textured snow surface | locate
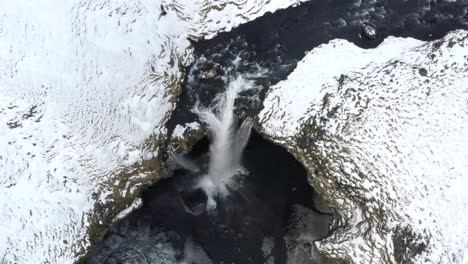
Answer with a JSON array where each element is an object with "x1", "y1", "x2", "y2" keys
[
  {"x1": 258, "y1": 30, "x2": 468, "y2": 263},
  {"x1": 164, "y1": 0, "x2": 307, "y2": 39},
  {"x1": 0, "y1": 0, "x2": 304, "y2": 262}
]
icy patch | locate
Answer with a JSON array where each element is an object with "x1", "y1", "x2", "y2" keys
[
  {"x1": 173, "y1": 122, "x2": 201, "y2": 140},
  {"x1": 114, "y1": 198, "x2": 143, "y2": 222},
  {"x1": 262, "y1": 237, "x2": 275, "y2": 258},
  {"x1": 285, "y1": 204, "x2": 334, "y2": 264},
  {"x1": 262, "y1": 237, "x2": 275, "y2": 264},
  {"x1": 181, "y1": 238, "x2": 213, "y2": 264}
]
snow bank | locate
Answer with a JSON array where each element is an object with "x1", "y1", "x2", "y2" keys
[
  {"x1": 258, "y1": 30, "x2": 468, "y2": 263},
  {"x1": 163, "y1": 0, "x2": 307, "y2": 39}
]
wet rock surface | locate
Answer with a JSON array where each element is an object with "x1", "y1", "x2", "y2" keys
[{"x1": 85, "y1": 130, "x2": 335, "y2": 264}]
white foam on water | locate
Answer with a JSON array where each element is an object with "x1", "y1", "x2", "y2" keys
[
  {"x1": 170, "y1": 152, "x2": 201, "y2": 173},
  {"x1": 180, "y1": 238, "x2": 213, "y2": 264}
]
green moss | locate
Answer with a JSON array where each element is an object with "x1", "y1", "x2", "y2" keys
[
  {"x1": 448, "y1": 40, "x2": 456, "y2": 48},
  {"x1": 418, "y1": 68, "x2": 428, "y2": 77},
  {"x1": 76, "y1": 151, "x2": 164, "y2": 263}
]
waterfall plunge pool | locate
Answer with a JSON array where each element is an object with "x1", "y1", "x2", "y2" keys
[{"x1": 85, "y1": 128, "x2": 336, "y2": 264}]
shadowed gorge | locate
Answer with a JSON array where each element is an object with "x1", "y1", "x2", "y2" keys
[{"x1": 85, "y1": 128, "x2": 335, "y2": 264}]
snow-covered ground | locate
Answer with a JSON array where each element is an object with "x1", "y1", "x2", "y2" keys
[
  {"x1": 0, "y1": 0, "x2": 304, "y2": 262},
  {"x1": 2, "y1": 0, "x2": 467, "y2": 263},
  {"x1": 163, "y1": 0, "x2": 307, "y2": 39},
  {"x1": 258, "y1": 30, "x2": 468, "y2": 263}
]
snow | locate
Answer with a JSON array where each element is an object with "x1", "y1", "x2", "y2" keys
[
  {"x1": 0, "y1": 0, "x2": 305, "y2": 262},
  {"x1": 114, "y1": 198, "x2": 142, "y2": 221},
  {"x1": 173, "y1": 121, "x2": 201, "y2": 139},
  {"x1": 0, "y1": 1, "x2": 185, "y2": 261},
  {"x1": 4, "y1": 0, "x2": 466, "y2": 262},
  {"x1": 258, "y1": 36, "x2": 424, "y2": 139},
  {"x1": 258, "y1": 30, "x2": 468, "y2": 263},
  {"x1": 164, "y1": 0, "x2": 308, "y2": 39}
]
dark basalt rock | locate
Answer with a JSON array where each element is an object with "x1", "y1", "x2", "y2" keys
[
  {"x1": 393, "y1": 226, "x2": 428, "y2": 264},
  {"x1": 362, "y1": 23, "x2": 377, "y2": 39}
]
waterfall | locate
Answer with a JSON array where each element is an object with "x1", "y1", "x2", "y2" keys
[{"x1": 194, "y1": 76, "x2": 254, "y2": 210}]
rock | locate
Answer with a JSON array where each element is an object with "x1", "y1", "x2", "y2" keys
[
  {"x1": 202, "y1": 64, "x2": 221, "y2": 79},
  {"x1": 285, "y1": 205, "x2": 339, "y2": 264},
  {"x1": 362, "y1": 23, "x2": 377, "y2": 39}
]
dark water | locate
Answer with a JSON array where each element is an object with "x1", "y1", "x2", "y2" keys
[
  {"x1": 167, "y1": 0, "x2": 467, "y2": 133},
  {"x1": 85, "y1": 130, "x2": 333, "y2": 264}
]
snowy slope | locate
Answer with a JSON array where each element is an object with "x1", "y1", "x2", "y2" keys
[
  {"x1": 0, "y1": 0, "x2": 304, "y2": 263},
  {"x1": 163, "y1": 0, "x2": 307, "y2": 39},
  {"x1": 258, "y1": 30, "x2": 468, "y2": 263}
]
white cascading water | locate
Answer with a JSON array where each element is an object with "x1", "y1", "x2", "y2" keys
[{"x1": 194, "y1": 76, "x2": 255, "y2": 210}]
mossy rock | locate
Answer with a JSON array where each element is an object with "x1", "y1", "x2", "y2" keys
[{"x1": 418, "y1": 68, "x2": 428, "y2": 77}]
